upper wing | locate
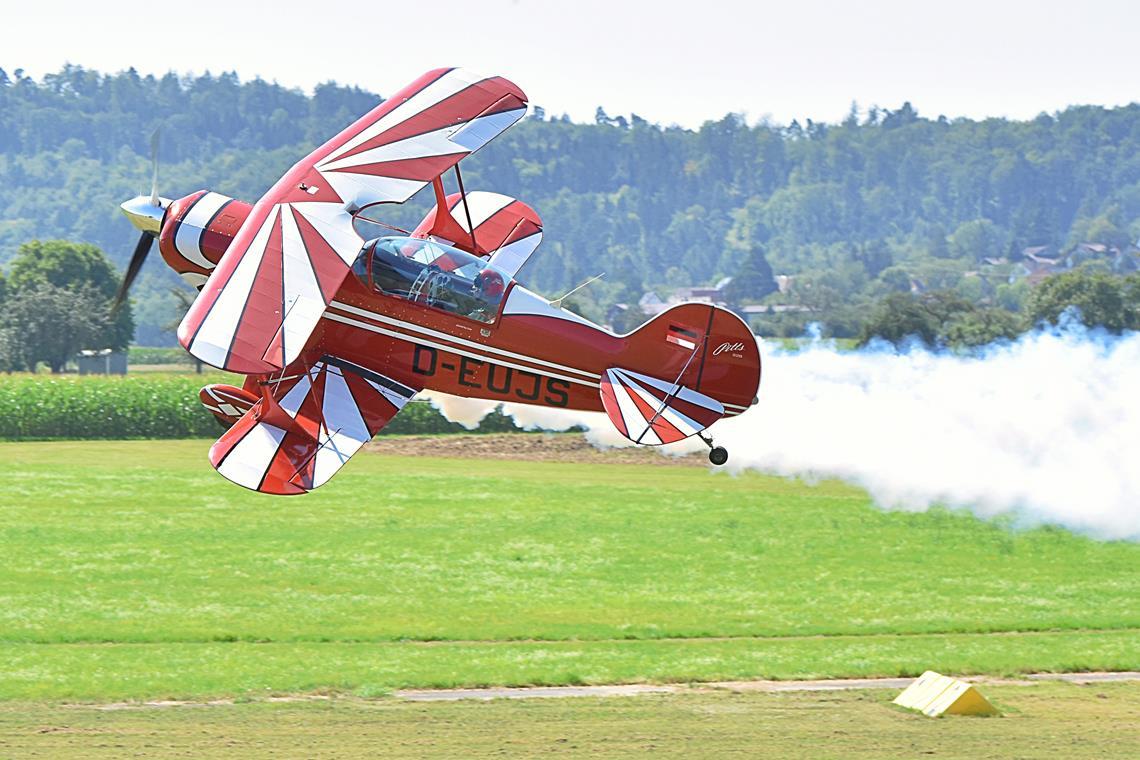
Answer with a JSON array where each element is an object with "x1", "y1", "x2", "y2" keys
[
  {"x1": 210, "y1": 356, "x2": 419, "y2": 495},
  {"x1": 178, "y1": 68, "x2": 528, "y2": 373}
]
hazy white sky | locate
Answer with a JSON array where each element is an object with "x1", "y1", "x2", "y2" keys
[{"x1": 3, "y1": 0, "x2": 1138, "y2": 127}]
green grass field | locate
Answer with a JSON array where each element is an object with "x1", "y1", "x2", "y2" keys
[{"x1": 1, "y1": 440, "x2": 1136, "y2": 703}]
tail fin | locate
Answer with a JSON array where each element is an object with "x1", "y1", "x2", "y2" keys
[{"x1": 600, "y1": 303, "x2": 760, "y2": 444}]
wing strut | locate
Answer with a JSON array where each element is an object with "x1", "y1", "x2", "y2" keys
[{"x1": 453, "y1": 163, "x2": 478, "y2": 253}]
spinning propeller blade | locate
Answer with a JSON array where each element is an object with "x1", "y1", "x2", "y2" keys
[
  {"x1": 112, "y1": 231, "x2": 155, "y2": 315},
  {"x1": 114, "y1": 128, "x2": 166, "y2": 314},
  {"x1": 148, "y1": 127, "x2": 161, "y2": 207}
]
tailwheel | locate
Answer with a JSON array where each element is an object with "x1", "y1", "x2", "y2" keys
[{"x1": 698, "y1": 432, "x2": 729, "y2": 466}]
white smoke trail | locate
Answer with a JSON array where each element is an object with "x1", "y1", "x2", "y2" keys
[{"x1": 424, "y1": 324, "x2": 1140, "y2": 540}]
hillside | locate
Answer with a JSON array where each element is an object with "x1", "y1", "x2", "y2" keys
[{"x1": 2, "y1": 65, "x2": 1140, "y2": 342}]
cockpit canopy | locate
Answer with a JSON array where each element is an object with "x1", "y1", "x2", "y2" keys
[{"x1": 352, "y1": 236, "x2": 512, "y2": 324}]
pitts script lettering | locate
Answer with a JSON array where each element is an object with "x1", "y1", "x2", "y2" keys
[{"x1": 713, "y1": 342, "x2": 746, "y2": 356}]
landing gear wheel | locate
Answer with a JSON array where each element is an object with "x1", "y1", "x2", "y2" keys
[{"x1": 708, "y1": 446, "x2": 729, "y2": 466}]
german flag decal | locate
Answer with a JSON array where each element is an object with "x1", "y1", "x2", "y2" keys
[{"x1": 666, "y1": 324, "x2": 700, "y2": 350}]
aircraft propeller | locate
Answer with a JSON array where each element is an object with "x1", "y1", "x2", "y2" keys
[{"x1": 114, "y1": 128, "x2": 169, "y2": 314}]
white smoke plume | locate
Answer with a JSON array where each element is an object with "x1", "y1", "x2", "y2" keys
[{"x1": 424, "y1": 323, "x2": 1140, "y2": 541}]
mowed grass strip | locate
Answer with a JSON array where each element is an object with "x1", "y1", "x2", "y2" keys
[
  {"x1": 1, "y1": 440, "x2": 1137, "y2": 698},
  {"x1": 1, "y1": 683, "x2": 1138, "y2": 759},
  {"x1": 1, "y1": 631, "x2": 1136, "y2": 701},
  {"x1": 3, "y1": 441, "x2": 1137, "y2": 643}
]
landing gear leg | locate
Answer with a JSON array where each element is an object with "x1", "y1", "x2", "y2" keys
[{"x1": 698, "y1": 432, "x2": 729, "y2": 466}]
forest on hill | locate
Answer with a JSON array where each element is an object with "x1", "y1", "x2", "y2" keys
[{"x1": 2, "y1": 64, "x2": 1140, "y2": 344}]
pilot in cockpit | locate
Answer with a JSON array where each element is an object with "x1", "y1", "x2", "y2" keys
[{"x1": 359, "y1": 236, "x2": 508, "y2": 324}]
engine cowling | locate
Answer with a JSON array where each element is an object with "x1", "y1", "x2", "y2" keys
[{"x1": 157, "y1": 190, "x2": 252, "y2": 287}]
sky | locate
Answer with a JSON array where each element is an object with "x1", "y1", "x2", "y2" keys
[{"x1": 2, "y1": 0, "x2": 1139, "y2": 128}]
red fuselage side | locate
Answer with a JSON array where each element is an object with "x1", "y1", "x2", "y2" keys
[{"x1": 317, "y1": 276, "x2": 758, "y2": 416}]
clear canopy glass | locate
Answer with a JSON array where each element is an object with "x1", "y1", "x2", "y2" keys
[
  {"x1": 351, "y1": 203, "x2": 407, "y2": 240},
  {"x1": 353, "y1": 236, "x2": 510, "y2": 323}
]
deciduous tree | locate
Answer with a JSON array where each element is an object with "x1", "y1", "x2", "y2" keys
[
  {"x1": 724, "y1": 245, "x2": 776, "y2": 303},
  {"x1": 6, "y1": 240, "x2": 132, "y2": 350},
  {"x1": 0, "y1": 283, "x2": 108, "y2": 372},
  {"x1": 1027, "y1": 269, "x2": 1134, "y2": 331}
]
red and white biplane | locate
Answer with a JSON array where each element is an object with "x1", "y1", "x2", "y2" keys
[{"x1": 117, "y1": 68, "x2": 761, "y2": 495}]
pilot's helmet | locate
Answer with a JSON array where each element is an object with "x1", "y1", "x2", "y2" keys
[{"x1": 477, "y1": 268, "x2": 505, "y2": 298}]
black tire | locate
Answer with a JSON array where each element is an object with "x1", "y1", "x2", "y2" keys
[{"x1": 708, "y1": 446, "x2": 728, "y2": 466}]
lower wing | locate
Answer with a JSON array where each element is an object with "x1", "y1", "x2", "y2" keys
[{"x1": 210, "y1": 356, "x2": 419, "y2": 494}]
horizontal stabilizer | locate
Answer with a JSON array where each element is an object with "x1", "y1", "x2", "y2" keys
[
  {"x1": 199, "y1": 383, "x2": 258, "y2": 427},
  {"x1": 599, "y1": 366, "x2": 724, "y2": 445}
]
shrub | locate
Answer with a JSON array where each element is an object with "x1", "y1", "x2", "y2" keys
[{"x1": 127, "y1": 346, "x2": 193, "y2": 365}]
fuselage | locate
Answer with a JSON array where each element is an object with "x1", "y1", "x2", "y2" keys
[
  {"x1": 321, "y1": 277, "x2": 756, "y2": 416},
  {"x1": 156, "y1": 189, "x2": 760, "y2": 417}
]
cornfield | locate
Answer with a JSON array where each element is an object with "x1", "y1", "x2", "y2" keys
[{"x1": 0, "y1": 373, "x2": 520, "y2": 439}]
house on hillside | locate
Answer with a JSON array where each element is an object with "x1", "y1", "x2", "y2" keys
[
  {"x1": 740, "y1": 303, "x2": 811, "y2": 317},
  {"x1": 1011, "y1": 244, "x2": 1066, "y2": 285},
  {"x1": 636, "y1": 277, "x2": 737, "y2": 317},
  {"x1": 672, "y1": 276, "x2": 733, "y2": 304},
  {"x1": 638, "y1": 290, "x2": 667, "y2": 316},
  {"x1": 1065, "y1": 242, "x2": 1114, "y2": 268},
  {"x1": 1009, "y1": 241, "x2": 1140, "y2": 285},
  {"x1": 1066, "y1": 243, "x2": 1140, "y2": 274},
  {"x1": 623, "y1": 273, "x2": 825, "y2": 328},
  {"x1": 1022, "y1": 245, "x2": 1059, "y2": 265}
]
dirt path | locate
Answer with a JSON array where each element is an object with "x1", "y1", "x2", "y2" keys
[
  {"x1": 79, "y1": 672, "x2": 1140, "y2": 709},
  {"x1": 394, "y1": 671, "x2": 1140, "y2": 701},
  {"x1": 366, "y1": 432, "x2": 708, "y2": 466}
]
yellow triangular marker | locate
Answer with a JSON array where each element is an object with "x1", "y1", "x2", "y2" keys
[{"x1": 893, "y1": 671, "x2": 998, "y2": 716}]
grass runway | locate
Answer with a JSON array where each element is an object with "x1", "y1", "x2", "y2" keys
[{"x1": 1, "y1": 439, "x2": 1136, "y2": 702}]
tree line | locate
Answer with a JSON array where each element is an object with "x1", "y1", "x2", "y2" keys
[
  {"x1": 856, "y1": 268, "x2": 1140, "y2": 350},
  {"x1": 2, "y1": 65, "x2": 1140, "y2": 344}
]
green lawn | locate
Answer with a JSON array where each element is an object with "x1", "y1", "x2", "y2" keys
[
  {"x1": 2, "y1": 683, "x2": 1137, "y2": 759},
  {"x1": 1, "y1": 440, "x2": 1137, "y2": 700}
]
